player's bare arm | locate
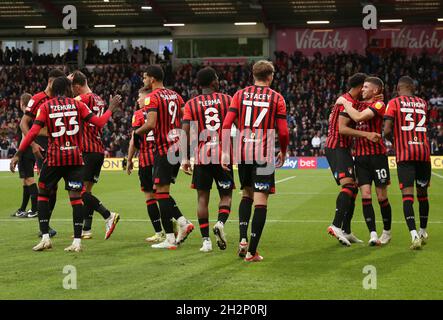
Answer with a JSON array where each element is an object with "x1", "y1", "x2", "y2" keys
[
  {"x1": 11, "y1": 123, "x2": 43, "y2": 172},
  {"x1": 135, "y1": 111, "x2": 157, "y2": 136},
  {"x1": 127, "y1": 134, "x2": 136, "y2": 175},
  {"x1": 181, "y1": 121, "x2": 192, "y2": 175},
  {"x1": 338, "y1": 115, "x2": 381, "y2": 143},
  {"x1": 341, "y1": 100, "x2": 375, "y2": 122},
  {"x1": 383, "y1": 118, "x2": 394, "y2": 142},
  {"x1": 108, "y1": 95, "x2": 122, "y2": 113},
  {"x1": 19, "y1": 114, "x2": 44, "y2": 159}
]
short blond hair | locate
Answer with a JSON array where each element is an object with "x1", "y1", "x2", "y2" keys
[{"x1": 253, "y1": 60, "x2": 275, "y2": 81}]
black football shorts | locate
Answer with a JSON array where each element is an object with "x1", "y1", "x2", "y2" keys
[
  {"x1": 38, "y1": 162, "x2": 84, "y2": 192},
  {"x1": 139, "y1": 165, "x2": 154, "y2": 193},
  {"x1": 83, "y1": 152, "x2": 105, "y2": 184},
  {"x1": 325, "y1": 147, "x2": 355, "y2": 185},
  {"x1": 191, "y1": 164, "x2": 235, "y2": 192},
  {"x1": 238, "y1": 163, "x2": 275, "y2": 194},
  {"x1": 397, "y1": 161, "x2": 431, "y2": 190},
  {"x1": 355, "y1": 154, "x2": 391, "y2": 187},
  {"x1": 18, "y1": 152, "x2": 35, "y2": 179},
  {"x1": 153, "y1": 153, "x2": 180, "y2": 185}
]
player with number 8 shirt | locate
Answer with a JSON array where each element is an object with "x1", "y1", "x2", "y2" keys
[
  {"x1": 384, "y1": 76, "x2": 431, "y2": 250},
  {"x1": 181, "y1": 67, "x2": 235, "y2": 253}
]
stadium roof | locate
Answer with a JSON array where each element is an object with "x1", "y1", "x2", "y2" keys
[{"x1": 0, "y1": 0, "x2": 441, "y2": 33}]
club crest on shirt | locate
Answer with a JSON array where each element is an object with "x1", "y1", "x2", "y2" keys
[
  {"x1": 36, "y1": 109, "x2": 41, "y2": 117},
  {"x1": 144, "y1": 97, "x2": 150, "y2": 106},
  {"x1": 375, "y1": 101, "x2": 383, "y2": 110}
]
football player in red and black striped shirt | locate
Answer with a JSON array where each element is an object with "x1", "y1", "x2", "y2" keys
[
  {"x1": 325, "y1": 73, "x2": 380, "y2": 246},
  {"x1": 127, "y1": 86, "x2": 164, "y2": 243},
  {"x1": 181, "y1": 67, "x2": 234, "y2": 253},
  {"x1": 221, "y1": 60, "x2": 289, "y2": 262},
  {"x1": 339, "y1": 77, "x2": 393, "y2": 246},
  {"x1": 135, "y1": 65, "x2": 194, "y2": 250},
  {"x1": 10, "y1": 77, "x2": 122, "y2": 252},
  {"x1": 19, "y1": 69, "x2": 64, "y2": 234},
  {"x1": 70, "y1": 71, "x2": 119, "y2": 240},
  {"x1": 384, "y1": 76, "x2": 431, "y2": 250}
]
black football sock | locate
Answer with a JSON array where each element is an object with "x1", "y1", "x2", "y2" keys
[
  {"x1": 156, "y1": 193, "x2": 174, "y2": 234},
  {"x1": 218, "y1": 205, "x2": 230, "y2": 224},
  {"x1": 362, "y1": 198, "x2": 376, "y2": 232},
  {"x1": 239, "y1": 196, "x2": 253, "y2": 241},
  {"x1": 82, "y1": 206, "x2": 94, "y2": 231},
  {"x1": 342, "y1": 189, "x2": 357, "y2": 234},
  {"x1": 402, "y1": 194, "x2": 416, "y2": 232},
  {"x1": 82, "y1": 192, "x2": 111, "y2": 220},
  {"x1": 146, "y1": 199, "x2": 162, "y2": 233},
  {"x1": 70, "y1": 197, "x2": 84, "y2": 239},
  {"x1": 198, "y1": 218, "x2": 210, "y2": 238},
  {"x1": 37, "y1": 194, "x2": 50, "y2": 235},
  {"x1": 418, "y1": 195, "x2": 429, "y2": 229},
  {"x1": 332, "y1": 184, "x2": 356, "y2": 229},
  {"x1": 169, "y1": 196, "x2": 183, "y2": 220},
  {"x1": 28, "y1": 183, "x2": 38, "y2": 213},
  {"x1": 49, "y1": 188, "x2": 57, "y2": 212},
  {"x1": 248, "y1": 205, "x2": 267, "y2": 255},
  {"x1": 20, "y1": 186, "x2": 30, "y2": 211},
  {"x1": 379, "y1": 199, "x2": 392, "y2": 231}
]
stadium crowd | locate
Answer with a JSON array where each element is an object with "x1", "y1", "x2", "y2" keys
[
  {"x1": 1, "y1": 49, "x2": 442, "y2": 159},
  {"x1": 0, "y1": 45, "x2": 170, "y2": 66}
]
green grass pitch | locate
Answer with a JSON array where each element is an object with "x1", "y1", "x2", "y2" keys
[{"x1": 1, "y1": 169, "x2": 442, "y2": 300}]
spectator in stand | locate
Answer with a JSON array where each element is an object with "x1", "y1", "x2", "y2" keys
[
  {"x1": 311, "y1": 132, "x2": 321, "y2": 156},
  {"x1": 0, "y1": 136, "x2": 9, "y2": 158}
]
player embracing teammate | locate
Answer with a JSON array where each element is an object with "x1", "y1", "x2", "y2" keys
[
  {"x1": 10, "y1": 77, "x2": 122, "y2": 252},
  {"x1": 325, "y1": 73, "x2": 381, "y2": 246},
  {"x1": 339, "y1": 77, "x2": 393, "y2": 246}
]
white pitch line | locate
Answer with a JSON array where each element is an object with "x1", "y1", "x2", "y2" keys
[
  {"x1": 432, "y1": 171, "x2": 443, "y2": 179},
  {"x1": 2, "y1": 218, "x2": 443, "y2": 224},
  {"x1": 275, "y1": 176, "x2": 296, "y2": 184}
]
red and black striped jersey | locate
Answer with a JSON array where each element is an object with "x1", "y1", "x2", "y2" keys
[
  {"x1": 76, "y1": 93, "x2": 106, "y2": 154},
  {"x1": 132, "y1": 109, "x2": 155, "y2": 167},
  {"x1": 34, "y1": 97, "x2": 94, "y2": 166},
  {"x1": 229, "y1": 85, "x2": 286, "y2": 163},
  {"x1": 25, "y1": 91, "x2": 51, "y2": 118},
  {"x1": 145, "y1": 88, "x2": 184, "y2": 156},
  {"x1": 182, "y1": 92, "x2": 232, "y2": 164},
  {"x1": 354, "y1": 100, "x2": 387, "y2": 157},
  {"x1": 385, "y1": 95, "x2": 430, "y2": 162},
  {"x1": 326, "y1": 93, "x2": 356, "y2": 149}
]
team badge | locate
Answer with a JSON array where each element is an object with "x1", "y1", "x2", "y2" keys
[
  {"x1": 375, "y1": 101, "x2": 383, "y2": 110},
  {"x1": 36, "y1": 109, "x2": 41, "y2": 118},
  {"x1": 144, "y1": 97, "x2": 150, "y2": 106},
  {"x1": 132, "y1": 115, "x2": 136, "y2": 124}
]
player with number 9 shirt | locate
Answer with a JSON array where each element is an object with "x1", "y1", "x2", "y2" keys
[
  {"x1": 135, "y1": 65, "x2": 194, "y2": 250},
  {"x1": 384, "y1": 76, "x2": 431, "y2": 250}
]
